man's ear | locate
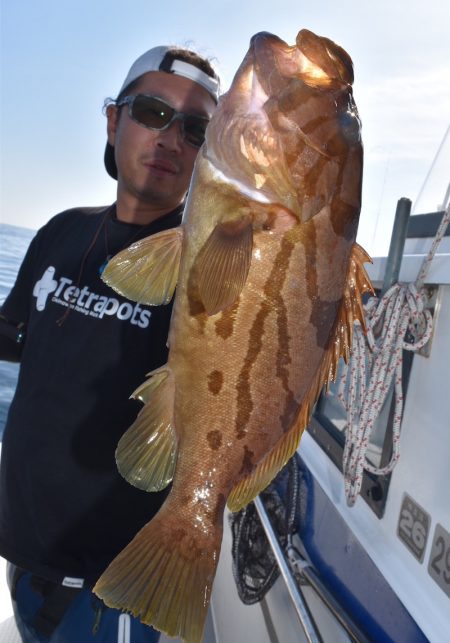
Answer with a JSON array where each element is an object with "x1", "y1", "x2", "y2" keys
[{"x1": 106, "y1": 104, "x2": 119, "y2": 146}]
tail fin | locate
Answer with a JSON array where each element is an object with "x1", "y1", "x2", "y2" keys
[{"x1": 93, "y1": 503, "x2": 222, "y2": 643}]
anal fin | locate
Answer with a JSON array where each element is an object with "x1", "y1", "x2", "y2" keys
[{"x1": 227, "y1": 415, "x2": 307, "y2": 512}]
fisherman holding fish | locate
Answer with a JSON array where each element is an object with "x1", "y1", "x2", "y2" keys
[{"x1": 0, "y1": 45, "x2": 220, "y2": 641}]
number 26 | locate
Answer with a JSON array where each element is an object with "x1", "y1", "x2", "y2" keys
[{"x1": 400, "y1": 509, "x2": 427, "y2": 550}]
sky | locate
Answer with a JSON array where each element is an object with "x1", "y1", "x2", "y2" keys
[{"x1": 1, "y1": 0, "x2": 449, "y2": 256}]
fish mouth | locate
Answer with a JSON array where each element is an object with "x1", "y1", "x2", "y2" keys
[{"x1": 250, "y1": 29, "x2": 354, "y2": 89}]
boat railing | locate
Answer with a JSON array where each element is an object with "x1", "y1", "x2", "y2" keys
[{"x1": 254, "y1": 495, "x2": 372, "y2": 643}]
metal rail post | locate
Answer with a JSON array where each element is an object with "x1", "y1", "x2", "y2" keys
[
  {"x1": 381, "y1": 197, "x2": 412, "y2": 295},
  {"x1": 254, "y1": 496, "x2": 323, "y2": 643}
]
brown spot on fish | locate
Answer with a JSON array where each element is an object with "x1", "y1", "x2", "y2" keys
[
  {"x1": 280, "y1": 393, "x2": 299, "y2": 432},
  {"x1": 206, "y1": 430, "x2": 223, "y2": 451},
  {"x1": 298, "y1": 221, "x2": 343, "y2": 348},
  {"x1": 239, "y1": 445, "x2": 255, "y2": 476},
  {"x1": 186, "y1": 261, "x2": 207, "y2": 331},
  {"x1": 267, "y1": 236, "x2": 301, "y2": 431},
  {"x1": 302, "y1": 114, "x2": 329, "y2": 137},
  {"x1": 207, "y1": 370, "x2": 224, "y2": 395},
  {"x1": 189, "y1": 297, "x2": 206, "y2": 318},
  {"x1": 215, "y1": 301, "x2": 239, "y2": 339},
  {"x1": 273, "y1": 286, "x2": 290, "y2": 378},
  {"x1": 298, "y1": 221, "x2": 318, "y2": 305},
  {"x1": 235, "y1": 302, "x2": 269, "y2": 438},
  {"x1": 330, "y1": 194, "x2": 360, "y2": 240},
  {"x1": 236, "y1": 233, "x2": 298, "y2": 440},
  {"x1": 273, "y1": 287, "x2": 300, "y2": 431},
  {"x1": 309, "y1": 297, "x2": 340, "y2": 348}
]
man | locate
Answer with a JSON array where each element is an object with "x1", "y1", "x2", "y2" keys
[{"x1": 0, "y1": 45, "x2": 219, "y2": 641}]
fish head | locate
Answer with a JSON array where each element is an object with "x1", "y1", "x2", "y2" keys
[{"x1": 205, "y1": 28, "x2": 363, "y2": 240}]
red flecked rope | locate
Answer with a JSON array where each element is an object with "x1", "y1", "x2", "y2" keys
[{"x1": 340, "y1": 204, "x2": 450, "y2": 506}]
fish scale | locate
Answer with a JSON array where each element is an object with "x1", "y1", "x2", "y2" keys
[{"x1": 95, "y1": 27, "x2": 373, "y2": 643}]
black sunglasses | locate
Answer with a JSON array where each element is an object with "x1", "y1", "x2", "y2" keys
[{"x1": 117, "y1": 94, "x2": 209, "y2": 149}]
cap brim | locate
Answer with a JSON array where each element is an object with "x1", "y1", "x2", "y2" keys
[{"x1": 104, "y1": 142, "x2": 117, "y2": 180}]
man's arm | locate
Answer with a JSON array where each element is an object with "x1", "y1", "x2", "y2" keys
[
  {"x1": 0, "y1": 228, "x2": 40, "y2": 362},
  {"x1": 0, "y1": 313, "x2": 25, "y2": 362}
]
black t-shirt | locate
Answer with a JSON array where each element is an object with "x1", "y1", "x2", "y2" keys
[{"x1": 0, "y1": 204, "x2": 182, "y2": 585}]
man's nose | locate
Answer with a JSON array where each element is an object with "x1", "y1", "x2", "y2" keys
[{"x1": 156, "y1": 120, "x2": 184, "y2": 152}]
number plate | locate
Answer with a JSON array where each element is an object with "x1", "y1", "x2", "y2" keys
[
  {"x1": 397, "y1": 494, "x2": 430, "y2": 562},
  {"x1": 428, "y1": 524, "x2": 450, "y2": 598}
]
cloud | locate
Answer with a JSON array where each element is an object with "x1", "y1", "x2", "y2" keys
[{"x1": 359, "y1": 65, "x2": 450, "y2": 162}]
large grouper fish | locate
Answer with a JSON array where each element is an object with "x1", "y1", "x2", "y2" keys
[{"x1": 94, "y1": 28, "x2": 373, "y2": 643}]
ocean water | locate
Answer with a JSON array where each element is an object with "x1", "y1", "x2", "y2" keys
[{"x1": 0, "y1": 223, "x2": 36, "y2": 438}]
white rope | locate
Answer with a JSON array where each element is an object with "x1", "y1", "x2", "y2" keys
[{"x1": 340, "y1": 204, "x2": 450, "y2": 506}]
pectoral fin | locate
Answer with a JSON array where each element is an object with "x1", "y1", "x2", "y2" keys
[
  {"x1": 102, "y1": 227, "x2": 183, "y2": 305},
  {"x1": 195, "y1": 219, "x2": 253, "y2": 315},
  {"x1": 116, "y1": 366, "x2": 177, "y2": 492}
]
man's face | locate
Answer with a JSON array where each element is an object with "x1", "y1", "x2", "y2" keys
[{"x1": 107, "y1": 71, "x2": 216, "y2": 212}]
